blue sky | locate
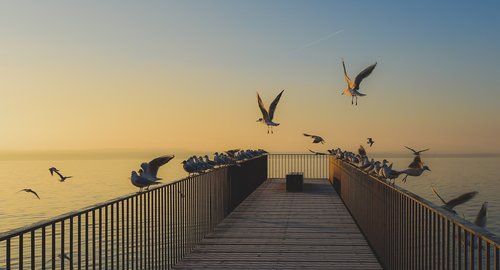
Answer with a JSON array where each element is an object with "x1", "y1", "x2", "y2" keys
[{"x1": 0, "y1": 1, "x2": 499, "y2": 153}]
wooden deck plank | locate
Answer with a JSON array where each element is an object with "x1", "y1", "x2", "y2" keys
[{"x1": 173, "y1": 179, "x2": 382, "y2": 269}]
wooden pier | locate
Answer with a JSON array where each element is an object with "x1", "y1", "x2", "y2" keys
[{"x1": 173, "y1": 179, "x2": 382, "y2": 269}]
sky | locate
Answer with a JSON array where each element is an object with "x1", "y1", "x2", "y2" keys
[{"x1": 0, "y1": 0, "x2": 499, "y2": 155}]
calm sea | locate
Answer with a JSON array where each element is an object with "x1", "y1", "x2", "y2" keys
[{"x1": 0, "y1": 155, "x2": 499, "y2": 236}]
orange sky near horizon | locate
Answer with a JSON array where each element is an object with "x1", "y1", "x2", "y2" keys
[{"x1": 0, "y1": 1, "x2": 499, "y2": 155}]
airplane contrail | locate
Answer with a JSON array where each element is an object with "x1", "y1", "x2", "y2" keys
[{"x1": 289, "y1": 29, "x2": 344, "y2": 54}]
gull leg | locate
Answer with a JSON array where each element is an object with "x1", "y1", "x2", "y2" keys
[
  {"x1": 271, "y1": 127, "x2": 274, "y2": 134},
  {"x1": 355, "y1": 96, "x2": 358, "y2": 106},
  {"x1": 402, "y1": 174, "x2": 408, "y2": 183},
  {"x1": 351, "y1": 96, "x2": 354, "y2": 105}
]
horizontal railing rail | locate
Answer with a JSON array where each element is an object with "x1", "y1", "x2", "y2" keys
[
  {"x1": 267, "y1": 153, "x2": 328, "y2": 179},
  {"x1": 0, "y1": 155, "x2": 267, "y2": 270},
  {"x1": 329, "y1": 156, "x2": 500, "y2": 270}
]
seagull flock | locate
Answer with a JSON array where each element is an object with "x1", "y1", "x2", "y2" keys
[
  {"x1": 17, "y1": 58, "x2": 489, "y2": 233},
  {"x1": 310, "y1": 143, "x2": 488, "y2": 229}
]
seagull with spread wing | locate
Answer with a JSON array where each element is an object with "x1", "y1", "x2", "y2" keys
[
  {"x1": 341, "y1": 59, "x2": 377, "y2": 105},
  {"x1": 474, "y1": 202, "x2": 488, "y2": 228},
  {"x1": 303, "y1": 133, "x2": 325, "y2": 144},
  {"x1": 367, "y1": 138, "x2": 375, "y2": 147},
  {"x1": 399, "y1": 147, "x2": 431, "y2": 182},
  {"x1": 308, "y1": 149, "x2": 327, "y2": 155},
  {"x1": 257, "y1": 90, "x2": 284, "y2": 134},
  {"x1": 139, "y1": 155, "x2": 175, "y2": 181},
  {"x1": 19, "y1": 189, "x2": 40, "y2": 199},
  {"x1": 431, "y1": 187, "x2": 477, "y2": 214},
  {"x1": 53, "y1": 170, "x2": 72, "y2": 182},
  {"x1": 404, "y1": 146, "x2": 430, "y2": 156},
  {"x1": 358, "y1": 145, "x2": 367, "y2": 157}
]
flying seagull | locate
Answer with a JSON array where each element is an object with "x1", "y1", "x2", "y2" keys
[
  {"x1": 19, "y1": 189, "x2": 40, "y2": 199},
  {"x1": 303, "y1": 133, "x2": 325, "y2": 144},
  {"x1": 404, "y1": 146, "x2": 430, "y2": 156},
  {"x1": 431, "y1": 187, "x2": 477, "y2": 214},
  {"x1": 48, "y1": 167, "x2": 59, "y2": 176},
  {"x1": 341, "y1": 59, "x2": 377, "y2": 105},
  {"x1": 53, "y1": 170, "x2": 72, "y2": 182},
  {"x1": 140, "y1": 155, "x2": 175, "y2": 181},
  {"x1": 474, "y1": 202, "x2": 488, "y2": 228},
  {"x1": 308, "y1": 149, "x2": 327, "y2": 155},
  {"x1": 367, "y1": 138, "x2": 375, "y2": 147},
  {"x1": 257, "y1": 90, "x2": 284, "y2": 134}
]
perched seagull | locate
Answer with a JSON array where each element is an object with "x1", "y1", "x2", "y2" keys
[
  {"x1": 131, "y1": 171, "x2": 160, "y2": 192},
  {"x1": 404, "y1": 146, "x2": 430, "y2": 156},
  {"x1": 358, "y1": 145, "x2": 366, "y2": 157},
  {"x1": 431, "y1": 187, "x2": 477, "y2": 214},
  {"x1": 474, "y1": 202, "x2": 488, "y2": 228},
  {"x1": 308, "y1": 149, "x2": 327, "y2": 155},
  {"x1": 341, "y1": 59, "x2": 377, "y2": 105},
  {"x1": 225, "y1": 149, "x2": 240, "y2": 159},
  {"x1": 53, "y1": 170, "x2": 72, "y2": 182},
  {"x1": 19, "y1": 189, "x2": 40, "y2": 199},
  {"x1": 367, "y1": 138, "x2": 375, "y2": 147},
  {"x1": 257, "y1": 90, "x2": 284, "y2": 134},
  {"x1": 140, "y1": 155, "x2": 175, "y2": 181},
  {"x1": 303, "y1": 133, "x2": 325, "y2": 144},
  {"x1": 48, "y1": 167, "x2": 59, "y2": 176}
]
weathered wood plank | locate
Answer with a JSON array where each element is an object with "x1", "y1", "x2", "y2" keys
[{"x1": 173, "y1": 179, "x2": 382, "y2": 269}]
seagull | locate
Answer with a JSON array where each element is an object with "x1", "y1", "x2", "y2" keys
[
  {"x1": 303, "y1": 133, "x2": 325, "y2": 144},
  {"x1": 358, "y1": 145, "x2": 366, "y2": 157},
  {"x1": 404, "y1": 146, "x2": 430, "y2": 156},
  {"x1": 341, "y1": 59, "x2": 377, "y2": 105},
  {"x1": 257, "y1": 90, "x2": 284, "y2": 134},
  {"x1": 399, "y1": 165, "x2": 431, "y2": 182},
  {"x1": 474, "y1": 202, "x2": 488, "y2": 228},
  {"x1": 140, "y1": 155, "x2": 175, "y2": 181},
  {"x1": 431, "y1": 187, "x2": 477, "y2": 214},
  {"x1": 367, "y1": 138, "x2": 375, "y2": 147},
  {"x1": 131, "y1": 171, "x2": 160, "y2": 192},
  {"x1": 19, "y1": 189, "x2": 40, "y2": 199},
  {"x1": 53, "y1": 170, "x2": 72, "y2": 182},
  {"x1": 308, "y1": 149, "x2": 327, "y2": 155},
  {"x1": 48, "y1": 167, "x2": 59, "y2": 176}
]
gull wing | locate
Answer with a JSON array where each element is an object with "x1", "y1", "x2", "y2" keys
[
  {"x1": 358, "y1": 145, "x2": 366, "y2": 156},
  {"x1": 408, "y1": 156, "x2": 423, "y2": 169},
  {"x1": 354, "y1": 62, "x2": 377, "y2": 90},
  {"x1": 431, "y1": 187, "x2": 447, "y2": 205},
  {"x1": 257, "y1": 92, "x2": 269, "y2": 120},
  {"x1": 303, "y1": 133, "x2": 313, "y2": 137},
  {"x1": 417, "y1": 148, "x2": 430, "y2": 154},
  {"x1": 54, "y1": 170, "x2": 65, "y2": 180},
  {"x1": 404, "y1": 146, "x2": 417, "y2": 154},
  {"x1": 342, "y1": 59, "x2": 353, "y2": 87},
  {"x1": 445, "y1": 191, "x2": 477, "y2": 209},
  {"x1": 147, "y1": 155, "x2": 175, "y2": 178},
  {"x1": 474, "y1": 202, "x2": 488, "y2": 227},
  {"x1": 268, "y1": 90, "x2": 284, "y2": 120}
]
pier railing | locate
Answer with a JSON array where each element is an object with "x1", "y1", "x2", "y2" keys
[
  {"x1": 267, "y1": 153, "x2": 328, "y2": 179},
  {"x1": 330, "y1": 156, "x2": 500, "y2": 270},
  {"x1": 0, "y1": 155, "x2": 267, "y2": 270}
]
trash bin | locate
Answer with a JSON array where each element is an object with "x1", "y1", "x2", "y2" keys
[{"x1": 286, "y1": 172, "x2": 303, "y2": 192}]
